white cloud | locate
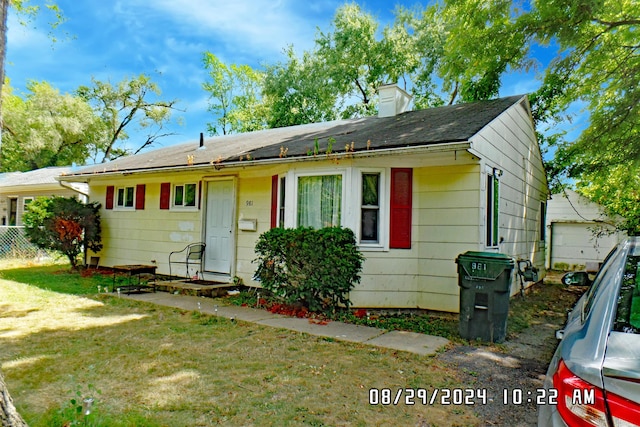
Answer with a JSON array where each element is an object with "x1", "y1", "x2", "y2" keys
[
  {"x1": 119, "y1": 0, "x2": 319, "y2": 61},
  {"x1": 6, "y1": 13, "x2": 50, "y2": 51}
]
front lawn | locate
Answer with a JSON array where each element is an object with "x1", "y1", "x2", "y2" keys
[{"x1": 0, "y1": 264, "x2": 477, "y2": 426}]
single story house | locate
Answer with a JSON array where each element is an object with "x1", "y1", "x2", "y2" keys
[
  {"x1": 61, "y1": 86, "x2": 549, "y2": 312},
  {"x1": 545, "y1": 189, "x2": 626, "y2": 271},
  {"x1": 0, "y1": 166, "x2": 88, "y2": 226}
]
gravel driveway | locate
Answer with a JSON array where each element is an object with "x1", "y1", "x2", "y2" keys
[{"x1": 436, "y1": 279, "x2": 585, "y2": 426}]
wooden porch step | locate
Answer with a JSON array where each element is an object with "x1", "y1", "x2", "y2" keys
[{"x1": 155, "y1": 280, "x2": 234, "y2": 298}]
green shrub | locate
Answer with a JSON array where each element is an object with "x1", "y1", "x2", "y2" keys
[
  {"x1": 23, "y1": 196, "x2": 102, "y2": 269},
  {"x1": 253, "y1": 227, "x2": 365, "y2": 314}
]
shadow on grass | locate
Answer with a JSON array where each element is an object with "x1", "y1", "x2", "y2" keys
[{"x1": 1, "y1": 276, "x2": 478, "y2": 427}]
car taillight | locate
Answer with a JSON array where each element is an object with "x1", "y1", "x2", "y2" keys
[
  {"x1": 606, "y1": 389, "x2": 640, "y2": 427},
  {"x1": 553, "y1": 359, "x2": 608, "y2": 426}
]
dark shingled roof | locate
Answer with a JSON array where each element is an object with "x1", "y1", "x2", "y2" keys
[{"x1": 69, "y1": 95, "x2": 526, "y2": 177}]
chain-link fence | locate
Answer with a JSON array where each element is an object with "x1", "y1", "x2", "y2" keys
[{"x1": 0, "y1": 226, "x2": 49, "y2": 260}]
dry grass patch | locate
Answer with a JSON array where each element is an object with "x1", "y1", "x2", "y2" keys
[{"x1": 0, "y1": 277, "x2": 478, "y2": 426}]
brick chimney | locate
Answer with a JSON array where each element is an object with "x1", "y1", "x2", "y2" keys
[{"x1": 378, "y1": 83, "x2": 412, "y2": 117}]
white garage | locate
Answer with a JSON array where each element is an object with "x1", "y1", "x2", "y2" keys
[{"x1": 546, "y1": 190, "x2": 626, "y2": 271}]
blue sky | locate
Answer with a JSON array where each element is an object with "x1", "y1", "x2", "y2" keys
[{"x1": 6, "y1": 0, "x2": 583, "y2": 156}]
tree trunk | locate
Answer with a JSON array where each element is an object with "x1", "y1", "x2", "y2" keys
[
  {"x1": 0, "y1": 0, "x2": 9, "y2": 157},
  {"x1": 0, "y1": 370, "x2": 28, "y2": 427}
]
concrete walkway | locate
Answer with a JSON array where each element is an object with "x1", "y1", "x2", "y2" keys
[{"x1": 122, "y1": 291, "x2": 450, "y2": 356}]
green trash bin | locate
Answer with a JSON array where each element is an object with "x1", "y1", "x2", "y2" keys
[{"x1": 456, "y1": 251, "x2": 515, "y2": 343}]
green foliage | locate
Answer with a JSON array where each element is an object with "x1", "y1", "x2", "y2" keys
[
  {"x1": 253, "y1": 227, "x2": 364, "y2": 313},
  {"x1": 0, "y1": 80, "x2": 103, "y2": 171},
  {"x1": 202, "y1": 52, "x2": 268, "y2": 135},
  {"x1": 76, "y1": 73, "x2": 180, "y2": 163},
  {"x1": 314, "y1": 3, "x2": 388, "y2": 116},
  {"x1": 38, "y1": 382, "x2": 157, "y2": 427},
  {"x1": 22, "y1": 197, "x2": 102, "y2": 269},
  {"x1": 263, "y1": 47, "x2": 338, "y2": 128},
  {"x1": 519, "y1": 0, "x2": 640, "y2": 233},
  {"x1": 0, "y1": 74, "x2": 179, "y2": 170}
]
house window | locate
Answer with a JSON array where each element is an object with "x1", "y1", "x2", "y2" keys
[
  {"x1": 540, "y1": 201, "x2": 547, "y2": 241},
  {"x1": 297, "y1": 174, "x2": 342, "y2": 228},
  {"x1": 361, "y1": 173, "x2": 380, "y2": 242},
  {"x1": 23, "y1": 197, "x2": 34, "y2": 212},
  {"x1": 486, "y1": 170, "x2": 500, "y2": 247},
  {"x1": 279, "y1": 176, "x2": 286, "y2": 227},
  {"x1": 8, "y1": 198, "x2": 17, "y2": 226},
  {"x1": 174, "y1": 183, "x2": 197, "y2": 208},
  {"x1": 117, "y1": 186, "x2": 135, "y2": 209}
]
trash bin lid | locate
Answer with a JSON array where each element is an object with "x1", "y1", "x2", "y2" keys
[
  {"x1": 456, "y1": 251, "x2": 515, "y2": 265},
  {"x1": 456, "y1": 251, "x2": 515, "y2": 281}
]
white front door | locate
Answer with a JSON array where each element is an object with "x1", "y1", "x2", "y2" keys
[{"x1": 204, "y1": 179, "x2": 235, "y2": 275}]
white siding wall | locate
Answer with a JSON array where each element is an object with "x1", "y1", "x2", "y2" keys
[
  {"x1": 90, "y1": 174, "x2": 205, "y2": 272},
  {"x1": 546, "y1": 190, "x2": 626, "y2": 269},
  {"x1": 470, "y1": 98, "x2": 549, "y2": 295},
  {"x1": 415, "y1": 164, "x2": 481, "y2": 312},
  {"x1": 0, "y1": 188, "x2": 79, "y2": 226}
]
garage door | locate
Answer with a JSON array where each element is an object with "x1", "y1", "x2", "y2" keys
[{"x1": 550, "y1": 222, "x2": 619, "y2": 269}]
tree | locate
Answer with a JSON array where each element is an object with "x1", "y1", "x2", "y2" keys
[
  {"x1": 23, "y1": 196, "x2": 102, "y2": 269},
  {"x1": 202, "y1": 52, "x2": 267, "y2": 135},
  {"x1": 418, "y1": 0, "x2": 639, "y2": 233},
  {"x1": 261, "y1": 3, "x2": 421, "y2": 126},
  {"x1": 0, "y1": 3, "x2": 64, "y2": 423},
  {"x1": 411, "y1": 0, "x2": 532, "y2": 107},
  {"x1": 527, "y1": 0, "x2": 639, "y2": 233},
  {"x1": 0, "y1": 369, "x2": 27, "y2": 427},
  {"x1": 76, "y1": 74, "x2": 180, "y2": 162},
  {"x1": 0, "y1": 80, "x2": 104, "y2": 171},
  {"x1": 262, "y1": 46, "x2": 338, "y2": 128},
  {"x1": 315, "y1": 3, "x2": 411, "y2": 118}
]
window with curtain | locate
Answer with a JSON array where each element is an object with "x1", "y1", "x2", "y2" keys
[{"x1": 297, "y1": 175, "x2": 342, "y2": 228}]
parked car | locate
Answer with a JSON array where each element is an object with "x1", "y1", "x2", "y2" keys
[{"x1": 538, "y1": 237, "x2": 640, "y2": 426}]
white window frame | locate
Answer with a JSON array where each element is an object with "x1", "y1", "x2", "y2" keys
[
  {"x1": 286, "y1": 169, "x2": 348, "y2": 229},
  {"x1": 115, "y1": 186, "x2": 135, "y2": 210},
  {"x1": 355, "y1": 168, "x2": 388, "y2": 251},
  {"x1": 172, "y1": 182, "x2": 199, "y2": 210},
  {"x1": 539, "y1": 201, "x2": 547, "y2": 243},
  {"x1": 280, "y1": 167, "x2": 389, "y2": 251},
  {"x1": 22, "y1": 197, "x2": 34, "y2": 212},
  {"x1": 485, "y1": 166, "x2": 501, "y2": 248},
  {"x1": 277, "y1": 174, "x2": 286, "y2": 227}
]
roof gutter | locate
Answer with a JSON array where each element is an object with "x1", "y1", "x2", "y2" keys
[
  {"x1": 57, "y1": 179, "x2": 90, "y2": 197},
  {"x1": 61, "y1": 141, "x2": 472, "y2": 182}
]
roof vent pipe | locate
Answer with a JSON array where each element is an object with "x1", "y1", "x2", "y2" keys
[
  {"x1": 378, "y1": 83, "x2": 412, "y2": 117},
  {"x1": 199, "y1": 132, "x2": 204, "y2": 148}
]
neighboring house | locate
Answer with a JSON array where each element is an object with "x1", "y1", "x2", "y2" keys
[
  {"x1": 0, "y1": 166, "x2": 88, "y2": 226},
  {"x1": 62, "y1": 86, "x2": 549, "y2": 312},
  {"x1": 545, "y1": 189, "x2": 626, "y2": 271}
]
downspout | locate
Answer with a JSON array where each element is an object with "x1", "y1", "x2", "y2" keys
[{"x1": 58, "y1": 180, "x2": 90, "y2": 199}]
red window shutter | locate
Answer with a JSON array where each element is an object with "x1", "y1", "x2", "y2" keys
[
  {"x1": 105, "y1": 186, "x2": 115, "y2": 210},
  {"x1": 135, "y1": 184, "x2": 146, "y2": 210},
  {"x1": 390, "y1": 168, "x2": 412, "y2": 249},
  {"x1": 270, "y1": 175, "x2": 278, "y2": 228},
  {"x1": 160, "y1": 182, "x2": 171, "y2": 210}
]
